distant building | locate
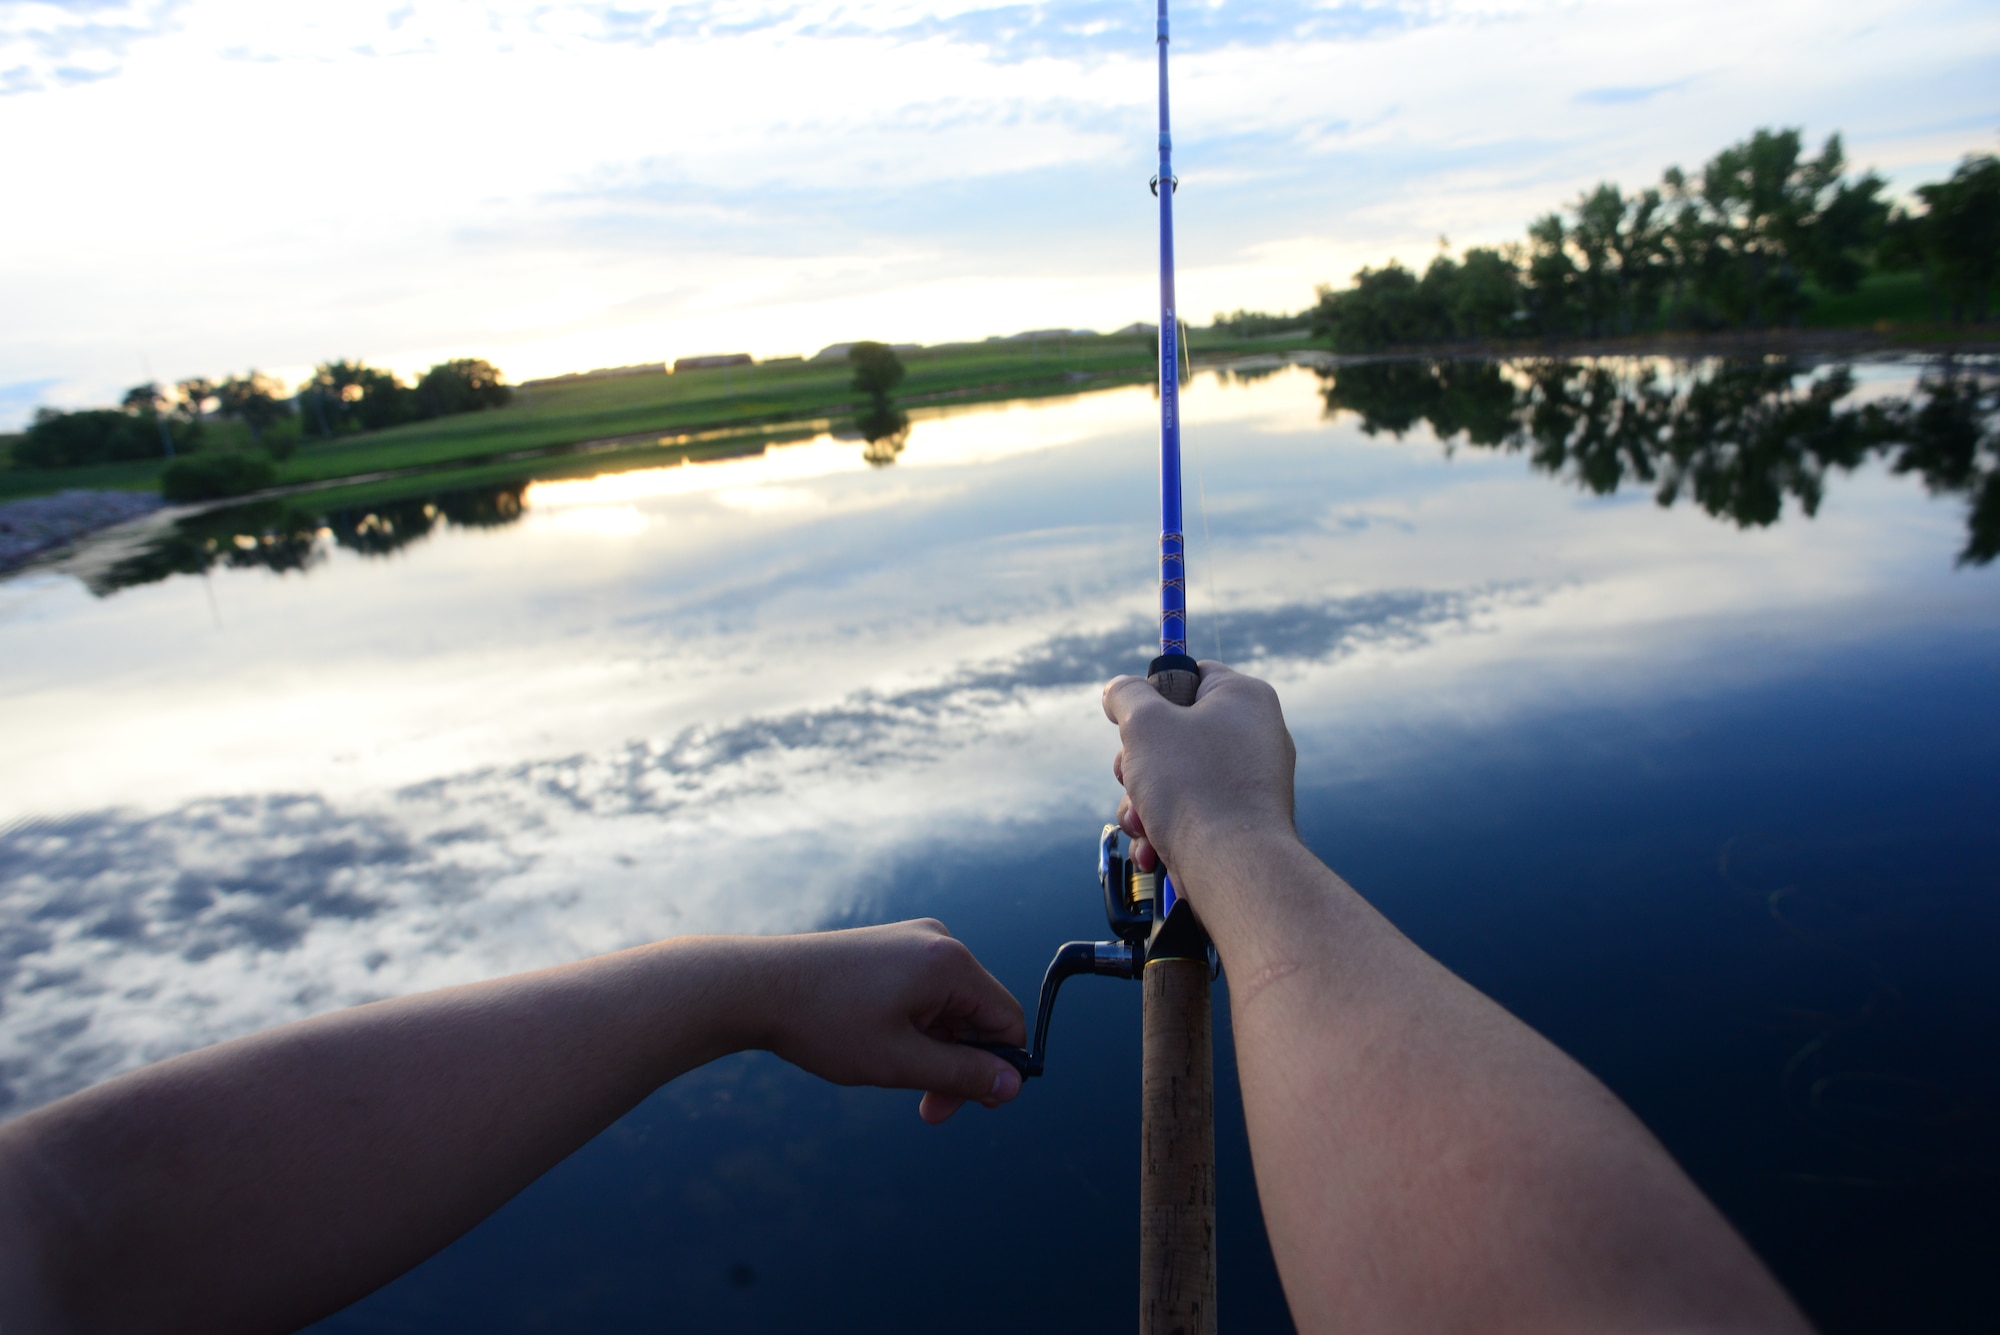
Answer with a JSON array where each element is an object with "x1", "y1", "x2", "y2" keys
[
  {"x1": 813, "y1": 342, "x2": 922, "y2": 362},
  {"x1": 517, "y1": 363, "x2": 667, "y2": 389},
  {"x1": 989, "y1": 328, "x2": 1101, "y2": 342},
  {"x1": 762, "y1": 355, "x2": 805, "y2": 366},
  {"x1": 672, "y1": 353, "x2": 753, "y2": 373}
]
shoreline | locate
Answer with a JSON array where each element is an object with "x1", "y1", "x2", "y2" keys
[
  {"x1": 0, "y1": 490, "x2": 167, "y2": 575},
  {"x1": 5, "y1": 338, "x2": 1990, "y2": 573},
  {"x1": 1267, "y1": 328, "x2": 2000, "y2": 364}
]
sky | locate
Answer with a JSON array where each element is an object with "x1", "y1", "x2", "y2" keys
[{"x1": 1, "y1": 0, "x2": 1996, "y2": 426}]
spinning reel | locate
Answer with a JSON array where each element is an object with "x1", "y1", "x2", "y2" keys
[{"x1": 972, "y1": 822, "x2": 1213, "y2": 1079}]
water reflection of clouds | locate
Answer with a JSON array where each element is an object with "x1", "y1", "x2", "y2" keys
[
  {"x1": 540, "y1": 504, "x2": 650, "y2": 536},
  {"x1": 0, "y1": 588, "x2": 1492, "y2": 1116}
]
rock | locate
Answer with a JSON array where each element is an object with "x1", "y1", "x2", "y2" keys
[{"x1": 0, "y1": 489, "x2": 166, "y2": 573}]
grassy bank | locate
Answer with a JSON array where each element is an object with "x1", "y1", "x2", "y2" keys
[
  {"x1": 1802, "y1": 269, "x2": 1938, "y2": 329},
  {"x1": 15, "y1": 305, "x2": 1991, "y2": 511},
  {"x1": 3, "y1": 330, "x2": 1320, "y2": 507}
]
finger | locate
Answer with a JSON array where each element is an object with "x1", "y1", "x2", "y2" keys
[
  {"x1": 919, "y1": 1091, "x2": 967, "y2": 1124},
  {"x1": 913, "y1": 933, "x2": 1026, "y2": 1045},
  {"x1": 1131, "y1": 836, "x2": 1157, "y2": 872},
  {"x1": 904, "y1": 1042, "x2": 1023, "y2": 1108},
  {"x1": 926, "y1": 975, "x2": 1026, "y2": 1048},
  {"x1": 1116, "y1": 794, "x2": 1145, "y2": 839},
  {"x1": 1112, "y1": 748, "x2": 1125, "y2": 785},
  {"x1": 1191, "y1": 659, "x2": 1239, "y2": 703}
]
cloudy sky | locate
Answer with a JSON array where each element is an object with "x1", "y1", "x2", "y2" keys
[{"x1": 2, "y1": 0, "x2": 1995, "y2": 424}]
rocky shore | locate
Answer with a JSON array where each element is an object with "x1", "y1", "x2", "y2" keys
[{"x1": 0, "y1": 490, "x2": 165, "y2": 573}]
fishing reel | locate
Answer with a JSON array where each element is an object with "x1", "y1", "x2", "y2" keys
[{"x1": 971, "y1": 823, "x2": 1209, "y2": 1079}]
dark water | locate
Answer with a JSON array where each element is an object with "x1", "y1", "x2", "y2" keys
[{"x1": 2, "y1": 357, "x2": 1995, "y2": 1331}]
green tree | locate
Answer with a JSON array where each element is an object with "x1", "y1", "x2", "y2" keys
[
  {"x1": 416, "y1": 358, "x2": 512, "y2": 417},
  {"x1": 122, "y1": 382, "x2": 166, "y2": 414},
  {"x1": 351, "y1": 366, "x2": 414, "y2": 432},
  {"x1": 1310, "y1": 262, "x2": 1446, "y2": 352},
  {"x1": 1566, "y1": 185, "x2": 1667, "y2": 336},
  {"x1": 848, "y1": 342, "x2": 906, "y2": 403},
  {"x1": 121, "y1": 382, "x2": 181, "y2": 459},
  {"x1": 1889, "y1": 156, "x2": 2000, "y2": 323},
  {"x1": 1658, "y1": 170, "x2": 1723, "y2": 328},
  {"x1": 175, "y1": 377, "x2": 217, "y2": 424},
  {"x1": 16, "y1": 408, "x2": 163, "y2": 468},
  {"x1": 214, "y1": 372, "x2": 290, "y2": 449},
  {"x1": 1448, "y1": 246, "x2": 1525, "y2": 339},
  {"x1": 1523, "y1": 214, "x2": 1579, "y2": 336},
  {"x1": 301, "y1": 360, "x2": 414, "y2": 435},
  {"x1": 1666, "y1": 129, "x2": 1886, "y2": 327}
]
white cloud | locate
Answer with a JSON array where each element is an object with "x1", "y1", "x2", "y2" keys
[{"x1": 0, "y1": 0, "x2": 1994, "y2": 422}]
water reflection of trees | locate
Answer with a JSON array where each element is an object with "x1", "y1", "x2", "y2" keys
[
  {"x1": 88, "y1": 483, "x2": 527, "y2": 596},
  {"x1": 855, "y1": 402, "x2": 911, "y2": 467},
  {"x1": 1317, "y1": 357, "x2": 1999, "y2": 565}
]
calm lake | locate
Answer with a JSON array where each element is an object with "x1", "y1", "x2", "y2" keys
[{"x1": 3, "y1": 357, "x2": 1996, "y2": 1332}]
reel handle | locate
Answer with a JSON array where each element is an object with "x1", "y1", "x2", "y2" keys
[{"x1": 963, "y1": 940, "x2": 1139, "y2": 1079}]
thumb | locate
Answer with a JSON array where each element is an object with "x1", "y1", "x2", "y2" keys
[{"x1": 1103, "y1": 673, "x2": 1169, "y2": 727}]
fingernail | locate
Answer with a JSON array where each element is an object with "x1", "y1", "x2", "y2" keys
[{"x1": 990, "y1": 1067, "x2": 1022, "y2": 1101}]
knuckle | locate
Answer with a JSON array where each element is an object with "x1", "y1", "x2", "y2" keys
[{"x1": 922, "y1": 933, "x2": 970, "y2": 968}]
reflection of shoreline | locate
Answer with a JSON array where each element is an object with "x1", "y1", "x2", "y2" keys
[{"x1": 1316, "y1": 356, "x2": 2000, "y2": 567}]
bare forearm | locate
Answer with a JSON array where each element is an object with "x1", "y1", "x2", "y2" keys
[
  {"x1": 1185, "y1": 834, "x2": 1811, "y2": 1335},
  {"x1": 0, "y1": 934, "x2": 771, "y2": 1335},
  {"x1": 0, "y1": 920, "x2": 1023, "y2": 1335}
]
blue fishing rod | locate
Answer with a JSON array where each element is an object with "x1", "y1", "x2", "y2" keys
[{"x1": 973, "y1": 2, "x2": 1218, "y2": 1328}]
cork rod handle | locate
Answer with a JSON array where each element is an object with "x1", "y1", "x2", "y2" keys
[{"x1": 1139, "y1": 656, "x2": 1215, "y2": 1335}]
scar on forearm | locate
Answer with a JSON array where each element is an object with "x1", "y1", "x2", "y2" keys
[{"x1": 1229, "y1": 959, "x2": 1309, "y2": 1014}]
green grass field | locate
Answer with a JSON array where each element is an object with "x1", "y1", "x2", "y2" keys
[
  {"x1": 1802, "y1": 269, "x2": 1939, "y2": 329},
  {"x1": 18, "y1": 287, "x2": 1991, "y2": 513}
]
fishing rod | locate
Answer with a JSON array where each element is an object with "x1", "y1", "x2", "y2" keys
[{"x1": 974, "y1": 3, "x2": 1217, "y2": 1329}]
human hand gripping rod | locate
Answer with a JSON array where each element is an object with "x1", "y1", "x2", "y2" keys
[{"x1": 968, "y1": 4, "x2": 1217, "y2": 1330}]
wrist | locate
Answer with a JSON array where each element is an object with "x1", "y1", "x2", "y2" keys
[
  {"x1": 1164, "y1": 811, "x2": 1304, "y2": 891},
  {"x1": 718, "y1": 934, "x2": 792, "y2": 1055},
  {"x1": 1166, "y1": 823, "x2": 1339, "y2": 963},
  {"x1": 635, "y1": 934, "x2": 777, "y2": 1062}
]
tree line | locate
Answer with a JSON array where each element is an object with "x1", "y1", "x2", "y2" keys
[
  {"x1": 1303, "y1": 129, "x2": 1999, "y2": 352},
  {"x1": 11, "y1": 358, "x2": 512, "y2": 473}
]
